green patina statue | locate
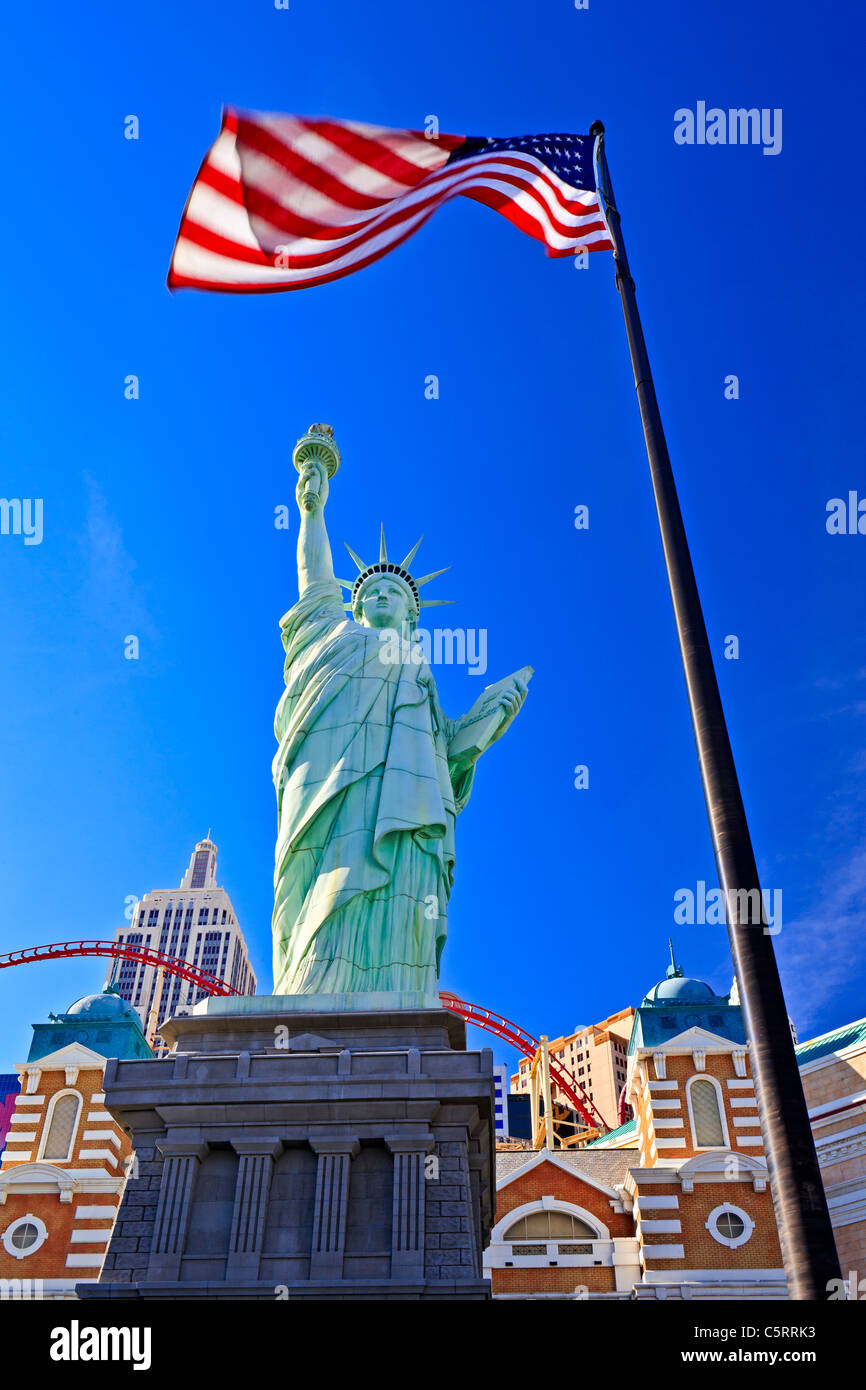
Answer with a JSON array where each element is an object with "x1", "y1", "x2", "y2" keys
[{"x1": 272, "y1": 424, "x2": 530, "y2": 996}]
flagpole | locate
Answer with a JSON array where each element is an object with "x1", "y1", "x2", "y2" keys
[{"x1": 589, "y1": 120, "x2": 841, "y2": 1300}]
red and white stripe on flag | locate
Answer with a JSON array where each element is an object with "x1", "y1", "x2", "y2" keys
[{"x1": 167, "y1": 109, "x2": 613, "y2": 293}]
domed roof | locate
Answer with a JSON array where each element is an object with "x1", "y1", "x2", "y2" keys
[
  {"x1": 642, "y1": 975, "x2": 717, "y2": 1006},
  {"x1": 641, "y1": 948, "x2": 723, "y2": 1007},
  {"x1": 65, "y1": 987, "x2": 141, "y2": 1024}
]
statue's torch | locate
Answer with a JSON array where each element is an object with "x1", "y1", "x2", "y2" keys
[{"x1": 293, "y1": 423, "x2": 341, "y2": 510}]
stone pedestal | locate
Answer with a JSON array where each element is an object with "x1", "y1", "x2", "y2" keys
[{"x1": 78, "y1": 995, "x2": 494, "y2": 1299}]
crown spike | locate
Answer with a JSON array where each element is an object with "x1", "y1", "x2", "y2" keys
[
  {"x1": 343, "y1": 541, "x2": 367, "y2": 572},
  {"x1": 419, "y1": 598, "x2": 455, "y2": 608},
  {"x1": 379, "y1": 524, "x2": 388, "y2": 563},
  {"x1": 334, "y1": 577, "x2": 355, "y2": 591},
  {"x1": 416, "y1": 566, "x2": 451, "y2": 587},
  {"x1": 401, "y1": 535, "x2": 424, "y2": 569}
]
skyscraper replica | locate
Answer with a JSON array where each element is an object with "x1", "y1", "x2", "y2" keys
[{"x1": 106, "y1": 838, "x2": 256, "y2": 1050}]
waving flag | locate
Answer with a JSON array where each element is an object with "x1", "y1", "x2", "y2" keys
[{"x1": 167, "y1": 109, "x2": 613, "y2": 293}]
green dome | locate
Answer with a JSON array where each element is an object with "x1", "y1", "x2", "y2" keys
[
  {"x1": 642, "y1": 975, "x2": 718, "y2": 1006},
  {"x1": 65, "y1": 987, "x2": 141, "y2": 1024}
]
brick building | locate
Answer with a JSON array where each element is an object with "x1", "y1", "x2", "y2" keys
[
  {"x1": 0, "y1": 985, "x2": 152, "y2": 1298},
  {"x1": 485, "y1": 959, "x2": 786, "y2": 1299},
  {"x1": 796, "y1": 1016, "x2": 866, "y2": 1278}
]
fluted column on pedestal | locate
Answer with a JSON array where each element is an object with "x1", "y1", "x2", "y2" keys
[
  {"x1": 148, "y1": 1141, "x2": 208, "y2": 1280},
  {"x1": 385, "y1": 1135, "x2": 433, "y2": 1279},
  {"x1": 227, "y1": 1138, "x2": 283, "y2": 1280},
  {"x1": 309, "y1": 1138, "x2": 360, "y2": 1279}
]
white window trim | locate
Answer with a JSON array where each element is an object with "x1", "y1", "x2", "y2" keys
[
  {"x1": 2, "y1": 1213, "x2": 49, "y2": 1260},
  {"x1": 37, "y1": 1089, "x2": 82, "y2": 1164},
  {"x1": 686, "y1": 1074, "x2": 730, "y2": 1150},
  {"x1": 706, "y1": 1202, "x2": 754, "y2": 1249}
]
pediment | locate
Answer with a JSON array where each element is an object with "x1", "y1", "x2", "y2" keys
[
  {"x1": 643, "y1": 1026, "x2": 743, "y2": 1052},
  {"x1": 17, "y1": 1041, "x2": 108, "y2": 1072}
]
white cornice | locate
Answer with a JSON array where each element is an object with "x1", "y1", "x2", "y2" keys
[{"x1": 15, "y1": 1041, "x2": 107, "y2": 1075}]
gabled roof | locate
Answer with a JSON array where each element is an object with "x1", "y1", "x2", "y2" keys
[
  {"x1": 495, "y1": 1147, "x2": 635, "y2": 1190},
  {"x1": 795, "y1": 1017, "x2": 866, "y2": 1066}
]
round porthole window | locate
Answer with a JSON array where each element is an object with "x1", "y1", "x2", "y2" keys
[
  {"x1": 2, "y1": 1214, "x2": 48, "y2": 1260},
  {"x1": 706, "y1": 1203, "x2": 754, "y2": 1249}
]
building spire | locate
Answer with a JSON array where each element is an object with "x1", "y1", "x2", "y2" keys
[{"x1": 666, "y1": 938, "x2": 684, "y2": 980}]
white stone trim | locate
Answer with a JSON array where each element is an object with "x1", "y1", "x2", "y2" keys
[
  {"x1": 1, "y1": 1151, "x2": 33, "y2": 1163},
  {"x1": 1, "y1": 1213, "x2": 48, "y2": 1260},
  {"x1": 652, "y1": 1120, "x2": 684, "y2": 1130},
  {"x1": 726, "y1": 1080, "x2": 755, "y2": 1089},
  {"x1": 732, "y1": 1117, "x2": 764, "y2": 1128},
  {"x1": 3, "y1": 1132, "x2": 36, "y2": 1144},
  {"x1": 78, "y1": 1149, "x2": 118, "y2": 1166},
  {"x1": 82, "y1": 1130, "x2": 120, "y2": 1148},
  {"x1": 69, "y1": 1228, "x2": 113, "y2": 1243},
  {"x1": 706, "y1": 1202, "x2": 754, "y2": 1248},
  {"x1": 641, "y1": 1268, "x2": 785, "y2": 1284},
  {"x1": 640, "y1": 1219, "x2": 682, "y2": 1234},
  {"x1": 654, "y1": 1138, "x2": 687, "y2": 1148},
  {"x1": 650, "y1": 1100, "x2": 682, "y2": 1111},
  {"x1": 730, "y1": 1098, "x2": 759, "y2": 1108},
  {"x1": 74, "y1": 1204, "x2": 118, "y2": 1220},
  {"x1": 815, "y1": 1122, "x2": 866, "y2": 1149},
  {"x1": 64, "y1": 1254, "x2": 105, "y2": 1268},
  {"x1": 636, "y1": 1196, "x2": 679, "y2": 1210},
  {"x1": 647, "y1": 1081, "x2": 679, "y2": 1091},
  {"x1": 86, "y1": 1111, "x2": 114, "y2": 1124},
  {"x1": 9, "y1": 1113, "x2": 40, "y2": 1125},
  {"x1": 735, "y1": 1136, "x2": 764, "y2": 1147},
  {"x1": 641, "y1": 1243, "x2": 685, "y2": 1260},
  {"x1": 13, "y1": 1096, "x2": 44, "y2": 1106},
  {"x1": 93, "y1": 1093, "x2": 106, "y2": 1103}
]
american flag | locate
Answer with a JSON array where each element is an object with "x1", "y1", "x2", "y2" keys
[{"x1": 167, "y1": 110, "x2": 614, "y2": 293}]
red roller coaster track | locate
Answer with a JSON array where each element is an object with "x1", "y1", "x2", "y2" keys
[
  {"x1": 0, "y1": 942, "x2": 611, "y2": 1132},
  {"x1": 0, "y1": 939, "x2": 240, "y2": 998},
  {"x1": 440, "y1": 992, "x2": 610, "y2": 1133}
]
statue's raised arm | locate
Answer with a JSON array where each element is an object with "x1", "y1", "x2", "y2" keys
[{"x1": 293, "y1": 423, "x2": 341, "y2": 594}]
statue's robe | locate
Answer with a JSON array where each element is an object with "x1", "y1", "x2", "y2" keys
[{"x1": 272, "y1": 580, "x2": 474, "y2": 994}]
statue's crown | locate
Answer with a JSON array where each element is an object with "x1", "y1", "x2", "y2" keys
[{"x1": 336, "y1": 527, "x2": 452, "y2": 619}]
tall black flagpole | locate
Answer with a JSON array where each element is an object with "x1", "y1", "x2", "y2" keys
[{"x1": 589, "y1": 121, "x2": 841, "y2": 1300}]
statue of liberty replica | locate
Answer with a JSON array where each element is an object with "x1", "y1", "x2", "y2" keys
[{"x1": 272, "y1": 424, "x2": 530, "y2": 998}]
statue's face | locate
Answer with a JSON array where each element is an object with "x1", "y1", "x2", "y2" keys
[{"x1": 357, "y1": 578, "x2": 414, "y2": 630}]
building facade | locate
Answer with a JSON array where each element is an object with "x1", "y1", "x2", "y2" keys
[
  {"x1": 0, "y1": 986, "x2": 152, "y2": 1299},
  {"x1": 486, "y1": 962, "x2": 786, "y2": 1299},
  {"x1": 106, "y1": 838, "x2": 256, "y2": 1051},
  {"x1": 796, "y1": 1016, "x2": 866, "y2": 1283}
]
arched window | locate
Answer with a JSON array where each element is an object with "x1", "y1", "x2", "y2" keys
[
  {"x1": 503, "y1": 1210, "x2": 596, "y2": 1242},
  {"x1": 687, "y1": 1077, "x2": 727, "y2": 1148},
  {"x1": 40, "y1": 1092, "x2": 81, "y2": 1162}
]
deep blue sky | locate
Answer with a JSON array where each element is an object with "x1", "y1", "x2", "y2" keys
[{"x1": 2, "y1": 0, "x2": 864, "y2": 1085}]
